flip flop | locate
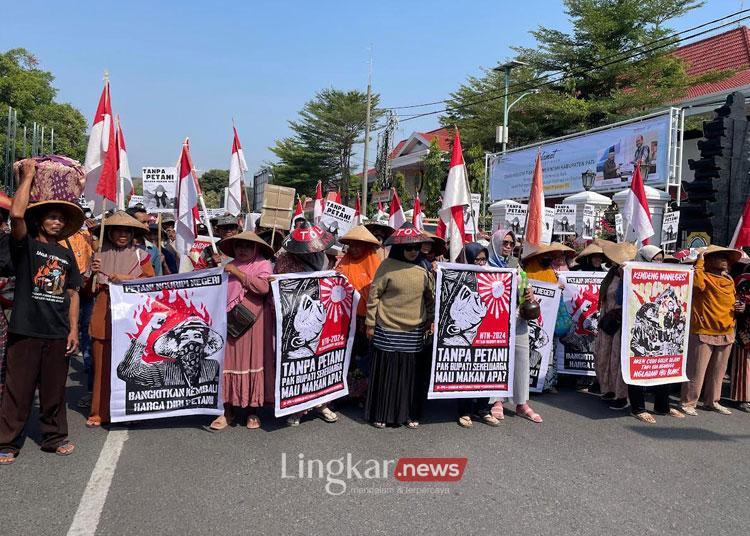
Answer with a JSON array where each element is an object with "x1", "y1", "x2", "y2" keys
[
  {"x1": 0, "y1": 452, "x2": 16, "y2": 465},
  {"x1": 405, "y1": 421, "x2": 420, "y2": 429},
  {"x1": 246, "y1": 415, "x2": 261, "y2": 430},
  {"x1": 208, "y1": 415, "x2": 229, "y2": 431},
  {"x1": 633, "y1": 412, "x2": 656, "y2": 424},
  {"x1": 458, "y1": 415, "x2": 473, "y2": 428},
  {"x1": 371, "y1": 422, "x2": 386, "y2": 429},
  {"x1": 667, "y1": 408, "x2": 686, "y2": 419},
  {"x1": 85, "y1": 418, "x2": 101, "y2": 428},
  {"x1": 479, "y1": 414, "x2": 501, "y2": 427},
  {"x1": 55, "y1": 443, "x2": 75, "y2": 456}
]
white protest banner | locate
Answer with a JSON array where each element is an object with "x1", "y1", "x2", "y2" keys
[
  {"x1": 527, "y1": 280, "x2": 561, "y2": 393},
  {"x1": 464, "y1": 193, "x2": 482, "y2": 234},
  {"x1": 621, "y1": 263, "x2": 692, "y2": 386},
  {"x1": 128, "y1": 194, "x2": 144, "y2": 208},
  {"x1": 581, "y1": 204, "x2": 596, "y2": 240},
  {"x1": 504, "y1": 204, "x2": 527, "y2": 239},
  {"x1": 320, "y1": 201, "x2": 355, "y2": 238},
  {"x1": 428, "y1": 263, "x2": 517, "y2": 399},
  {"x1": 555, "y1": 271, "x2": 607, "y2": 376},
  {"x1": 272, "y1": 271, "x2": 359, "y2": 416},
  {"x1": 188, "y1": 235, "x2": 220, "y2": 269},
  {"x1": 553, "y1": 204, "x2": 577, "y2": 235},
  {"x1": 661, "y1": 211, "x2": 679, "y2": 248},
  {"x1": 142, "y1": 167, "x2": 177, "y2": 213},
  {"x1": 541, "y1": 207, "x2": 555, "y2": 245},
  {"x1": 199, "y1": 208, "x2": 226, "y2": 223},
  {"x1": 109, "y1": 268, "x2": 228, "y2": 422},
  {"x1": 615, "y1": 213, "x2": 624, "y2": 242}
]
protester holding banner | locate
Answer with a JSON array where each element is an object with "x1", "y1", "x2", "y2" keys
[
  {"x1": 365, "y1": 223, "x2": 434, "y2": 429},
  {"x1": 626, "y1": 246, "x2": 686, "y2": 423},
  {"x1": 208, "y1": 231, "x2": 274, "y2": 431},
  {"x1": 87, "y1": 211, "x2": 153, "y2": 427},
  {"x1": 730, "y1": 273, "x2": 750, "y2": 412},
  {"x1": 455, "y1": 243, "x2": 502, "y2": 428},
  {"x1": 275, "y1": 220, "x2": 339, "y2": 426},
  {"x1": 680, "y1": 246, "x2": 744, "y2": 416},
  {"x1": 0, "y1": 159, "x2": 84, "y2": 463},
  {"x1": 336, "y1": 225, "x2": 382, "y2": 403},
  {"x1": 594, "y1": 242, "x2": 636, "y2": 410},
  {"x1": 127, "y1": 206, "x2": 163, "y2": 277}
]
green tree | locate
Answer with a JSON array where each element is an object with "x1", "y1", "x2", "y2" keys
[
  {"x1": 203, "y1": 190, "x2": 221, "y2": 209},
  {"x1": 271, "y1": 88, "x2": 384, "y2": 204},
  {"x1": 393, "y1": 171, "x2": 411, "y2": 207},
  {"x1": 442, "y1": 0, "x2": 726, "y2": 153},
  {"x1": 0, "y1": 48, "x2": 88, "y2": 178},
  {"x1": 198, "y1": 168, "x2": 229, "y2": 198},
  {"x1": 421, "y1": 139, "x2": 447, "y2": 217}
]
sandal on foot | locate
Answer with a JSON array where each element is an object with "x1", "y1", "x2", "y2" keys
[
  {"x1": 708, "y1": 403, "x2": 732, "y2": 415},
  {"x1": 372, "y1": 422, "x2": 386, "y2": 429},
  {"x1": 458, "y1": 415, "x2": 473, "y2": 428},
  {"x1": 286, "y1": 415, "x2": 300, "y2": 427},
  {"x1": 738, "y1": 402, "x2": 750, "y2": 413},
  {"x1": 55, "y1": 443, "x2": 75, "y2": 456},
  {"x1": 209, "y1": 416, "x2": 229, "y2": 431},
  {"x1": 517, "y1": 405, "x2": 543, "y2": 423},
  {"x1": 246, "y1": 415, "x2": 261, "y2": 429},
  {"x1": 681, "y1": 405, "x2": 698, "y2": 416},
  {"x1": 0, "y1": 452, "x2": 16, "y2": 465},
  {"x1": 316, "y1": 406, "x2": 338, "y2": 423},
  {"x1": 405, "y1": 420, "x2": 420, "y2": 429},
  {"x1": 480, "y1": 414, "x2": 501, "y2": 427},
  {"x1": 667, "y1": 408, "x2": 686, "y2": 419},
  {"x1": 490, "y1": 402, "x2": 505, "y2": 420},
  {"x1": 86, "y1": 418, "x2": 101, "y2": 428},
  {"x1": 633, "y1": 412, "x2": 656, "y2": 424}
]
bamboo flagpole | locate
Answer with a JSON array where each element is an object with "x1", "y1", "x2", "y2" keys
[{"x1": 184, "y1": 141, "x2": 219, "y2": 254}]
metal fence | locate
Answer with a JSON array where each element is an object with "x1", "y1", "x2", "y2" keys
[{"x1": 2, "y1": 105, "x2": 54, "y2": 193}]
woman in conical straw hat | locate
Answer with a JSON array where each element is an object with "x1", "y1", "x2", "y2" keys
[
  {"x1": 87, "y1": 211, "x2": 153, "y2": 427},
  {"x1": 336, "y1": 225, "x2": 382, "y2": 402},
  {"x1": 209, "y1": 231, "x2": 275, "y2": 431}
]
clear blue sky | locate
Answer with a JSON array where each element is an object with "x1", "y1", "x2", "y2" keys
[{"x1": 0, "y1": 0, "x2": 743, "y2": 180}]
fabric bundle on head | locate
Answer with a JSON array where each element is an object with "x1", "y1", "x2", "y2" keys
[{"x1": 635, "y1": 245, "x2": 663, "y2": 262}]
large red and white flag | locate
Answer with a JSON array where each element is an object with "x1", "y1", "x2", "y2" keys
[
  {"x1": 291, "y1": 195, "x2": 305, "y2": 230},
  {"x1": 313, "y1": 181, "x2": 324, "y2": 223},
  {"x1": 621, "y1": 164, "x2": 653, "y2": 244},
  {"x1": 730, "y1": 195, "x2": 750, "y2": 248},
  {"x1": 115, "y1": 115, "x2": 132, "y2": 210},
  {"x1": 388, "y1": 188, "x2": 406, "y2": 229},
  {"x1": 83, "y1": 79, "x2": 117, "y2": 213},
  {"x1": 354, "y1": 193, "x2": 362, "y2": 225},
  {"x1": 176, "y1": 139, "x2": 201, "y2": 271},
  {"x1": 412, "y1": 195, "x2": 423, "y2": 230},
  {"x1": 524, "y1": 151, "x2": 546, "y2": 251},
  {"x1": 437, "y1": 129, "x2": 471, "y2": 261},
  {"x1": 376, "y1": 201, "x2": 386, "y2": 221},
  {"x1": 227, "y1": 125, "x2": 247, "y2": 217}
]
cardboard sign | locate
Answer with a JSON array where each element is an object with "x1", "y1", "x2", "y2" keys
[{"x1": 260, "y1": 184, "x2": 296, "y2": 230}]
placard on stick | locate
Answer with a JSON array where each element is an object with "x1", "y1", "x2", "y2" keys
[{"x1": 259, "y1": 185, "x2": 296, "y2": 230}]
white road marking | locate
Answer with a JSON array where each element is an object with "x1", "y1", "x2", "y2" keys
[{"x1": 67, "y1": 430, "x2": 129, "y2": 536}]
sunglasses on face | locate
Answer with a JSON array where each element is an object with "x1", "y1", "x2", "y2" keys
[
  {"x1": 403, "y1": 244, "x2": 421, "y2": 252},
  {"x1": 502, "y1": 240, "x2": 514, "y2": 246}
]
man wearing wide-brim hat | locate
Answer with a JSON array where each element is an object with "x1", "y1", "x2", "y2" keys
[
  {"x1": 681, "y1": 244, "x2": 745, "y2": 416},
  {"x1": 0, "y1": 159, "x2": 84, "y2": 463}
]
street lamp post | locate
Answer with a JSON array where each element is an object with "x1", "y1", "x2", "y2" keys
[
  {"x1": 494, "y1": 60, "x2": 527, "y2": 154},
  {"x1": 581, "y1": 169, "x2": 596, "y2": 191}
]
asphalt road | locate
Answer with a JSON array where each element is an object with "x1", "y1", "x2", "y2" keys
[{"x1": 3, "y1": 359, "x2": 750, "y2": 536}]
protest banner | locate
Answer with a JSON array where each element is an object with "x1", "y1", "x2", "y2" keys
[
  {"x1": 272, "y1": 271, "x2": 359, "y2": 416},
  {"x1": 464, "y1": 193, "x2": 482, "y2": 235},
  {"x1": 320, "y1": 201, "x2": 356, "y2": 238},
  {"x1": 428, "y1": 263, "x2": 517, "y2": 399},
  {"x1": 620, "y1": 263, "x2": 692, "y2": 386},
  {"x1": 542, "y1": 207, "x2": 555, "y2": 245},
  {"x1": 504, "y1": 204, "x2": 527, "y2": 238},
  {"x1": 555, "y1": 271, "x2": 607, "y2": 376},
  {"x1": 527, "y1": 280, "x2": 561, "y2": 393},
  {"x1": 142, "y1": 167, "x2": 177, "y2": 213},
  {"x1": 188, "y1": 236, "x2": 220, "y2": 269},
  {"x1": 109, "y1": 268, "x2": 228, "y2": 422},
  {"x1": 128, "y1": 194, "x2": 144, "y2": 208},
  {"x1": 199, "y1": 208, "x2": 226, "y2": 223},
  {"x1": 661, "y1": 211, "x2": 680, "y2": 250},
  {"x1": 615, "y1": 213, "x2": 624, "y2": 242},
  {"x1": 553, "y1": 204, "x2": 577, "y2": 235},
  {"x1": 581, "y1": 204, "x2": 596, "y2": 240}
]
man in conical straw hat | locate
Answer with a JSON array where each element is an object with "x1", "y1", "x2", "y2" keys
[{"x1": 0, "y1": 159, "x2": 85, "y2": 463}]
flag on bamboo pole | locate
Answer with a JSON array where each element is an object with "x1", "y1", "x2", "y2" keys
[
  {"x1": 313, "y1": 181, "x2": 324, "y2": 224},
  {"x1": 388, "y1": 188, "x2": 405, "y2": 229},
  {"x1": 413, "y1": 195, "x2": 423, "y2": 230},
  {"x1": 437, "y1": 128, "x2": 471, "y2": 261},
  {"x1": 115, "y1": 115, "x2": 132, "y2": 210},
  {"x1": 227, "y1": 125, "x2": 247, "y2": 217},
  {"x1": 621, "y1": 164, "x2": 654, "y2": 244},
  {"x1": 176, "y1": 139, "x2": 200, "y2": 270},
  {"x1": 522, "y1": 151, "x2": 546, "y2": 255},
  {"x1": 83, "y1": 78, "x2": 117, "y2": 213}
]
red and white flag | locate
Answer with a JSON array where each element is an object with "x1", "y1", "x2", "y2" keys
[
  {"x1": 176, "y1": 139, "x2": 201, "y2": 271},
  {"x1": 437, "y1": 129, "x2": 471, "y2": 261},
  {"x1": 114, "y1": 115, "x2": 132, "y2": 210},
  {"x1": 227, "y1": 125, "x2": 247, "y2": 217},
  {"x1": 83, "y1": 79, "x2": 117, "y2": 213},
  {"x1": 335, "y1": 191, "x2": 342, "y2": 204},
  {"x1": 388, "y1": 188, "x2": 406, "y2": 229},
  {"x1": 621, "y1": 164, "x2": 654, "y2": 244},
  {"x1": 412, "y1": 195, "x2": 423, "y2": 230},
  {"x1": 523, "y1": 151, "x2": 546, "y2": 252},
  {"x1": 730, "y1": 195, "x2": 750, "y2": 248},
  {"x1": 376, "y1": 201, "x2": 386, "y2": 221},
  {"x1": 313, "y1": 181, "x2": 324, "y2": 223},
  {"x1": 354, "y1": 193, "x2": 362, "y2": 225},
  {"x1": 291, "y1": 195, "x2": 305, "y2": 230}
]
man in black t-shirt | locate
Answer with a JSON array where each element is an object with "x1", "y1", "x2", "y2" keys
[{"x1": 0, "y1": 159, "x2": 84, "y2": 465}]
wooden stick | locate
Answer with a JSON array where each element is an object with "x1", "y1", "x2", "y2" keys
[{"x1": 91, "y1": 199, "x2": 107, "y2": 288}]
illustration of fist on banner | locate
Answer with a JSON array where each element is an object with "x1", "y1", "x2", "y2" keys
[
  {"x1": 555, "y1": 272, "x2": 607, "y2": 376},
  {"x1": 428, "y1": 263, "x2": 517, "y2": 399},
  {"x1": 620, "y1": 263, "x2": 693, "y2": 386},
  {"x1": 109, "y1": 268, "x2": 228, "y2": 423},
  {"x1": 272, "y1": 271, "x2": 359, "y2": 416},
  {"x1": 527, "y1": 280, "x2": 561, "y2": 393}
]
